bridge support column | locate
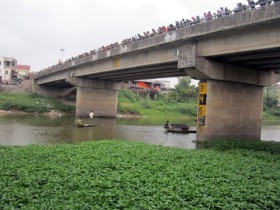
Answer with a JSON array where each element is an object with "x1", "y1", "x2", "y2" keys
[
  {"x1": 185, "y1": 58, "x2": 280, "y2": 142},
  {"x1": 67, "y1": 78, "x2": 122, "y2": 117},
  {"x1": 197, "y1": 80, "x2": 263, "y2": 141}
]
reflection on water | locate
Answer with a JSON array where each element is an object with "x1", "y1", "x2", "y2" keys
[
  {"x1": 0, "y1": 115, "x2": 279, "y2": 149},
  {"x1": 261, "y1": 126, "x2": 280, "y2": 142}
]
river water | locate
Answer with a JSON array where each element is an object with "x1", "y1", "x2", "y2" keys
[{"x1": 0, "y1": 115, "x2": 279, "y2": 149}]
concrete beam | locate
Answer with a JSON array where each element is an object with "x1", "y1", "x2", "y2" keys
[
  {"x1": 66, "y1": 77, "x2": 122, "y2": 90},
  {"x1": 194, "y1": 58, "x2": 280, "y2": 86},
  {"x1": 178, "y1": 42, "x2": 196, "y2": 69},
  {"x1": 31, "y1": 80, "x2": 74, "y2": 98},
  {"x1": 197, "y1": 25, "x2": 280, "y2": 57}
]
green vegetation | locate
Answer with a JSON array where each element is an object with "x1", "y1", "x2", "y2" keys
[
  {"x1": 0, "y1": 77, "x2": 279, "y2": 120},
  {"x1": 168, "y1": 77, "x2": 198, "y2": 102},
  {"x1": 118, "y1": 88, "x2": 197, "y2": 117},
  {"x1": 204, "y1": 139, "x2": 280, "y2": 154},
  {"x1": 0, "y1": 140, "x2": 279, "y2": 209},
  {"x1": 0, "y1": 93, "x2": 75, "y2": 113},
  {"x1": 263, "y1": 86, "x2": 280, "y2": 119},
  {"x1": 118, "y1": 77, "x2": 198, "y2": 117},
  {"x1": 118, "y1": 77, "x2": 280, "y2": 119}
]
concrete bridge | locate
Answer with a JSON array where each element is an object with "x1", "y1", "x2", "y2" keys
[{"x1": 33, "y1": 4, "x2": 280, "y2": 141}]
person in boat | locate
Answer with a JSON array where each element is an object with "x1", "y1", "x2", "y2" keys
[
  {"x1": 182, "y1": 124, "x2": 189, "y2": 131},
  {"x1": 164, "y1": 120, "x2": 170, "y2": 129},
  {"x1": 75, "y1": 117, "x2": 85, "y2": 127}
]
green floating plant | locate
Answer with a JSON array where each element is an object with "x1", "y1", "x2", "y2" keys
[{"x1": 0, "y1": 140, "x2": 279, "y2": 209}]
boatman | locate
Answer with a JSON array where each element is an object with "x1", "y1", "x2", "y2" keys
[
  {"x1": 75, "y1": 117, "x2": 85, "y2": 127},
  {"x1": 164, "y1": 120, "x2": 170, "y2": 129}
]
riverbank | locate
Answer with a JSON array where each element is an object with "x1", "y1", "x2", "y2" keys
[
  {"x1": 0, "y1": 93, "x2": 75, "y2": 115},
  {"x1": 0, "y1": 109, "x2": 64, "y2": 117},
  {"x1": 0, "y1": 90, "x2": 278, "y2": 120},
  {"x1": 0, "y1": 140, "x2": 279, "y2": 209},
  {"x1": 0, "y1": 91, "x2": 189, "y2": 119},
  {"x1": 0, "y1": 109, "x2": 142, "y2": 119}
]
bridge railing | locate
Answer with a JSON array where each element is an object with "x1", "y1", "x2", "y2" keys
[{"x1": 32, "y1": 1, "x2": 280, "y2": 80}]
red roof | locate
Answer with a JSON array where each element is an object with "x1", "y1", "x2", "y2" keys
[
  {"x1": 137, "y1": 81, "x2": 151, "y2": 89},
  {"x1": 17, "y1": 65, "x2": 31, "y2": 70}
]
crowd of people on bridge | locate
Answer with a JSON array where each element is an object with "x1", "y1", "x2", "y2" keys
[{"x1": 33, "y1": 0, "x2": 279, "y2": 78}]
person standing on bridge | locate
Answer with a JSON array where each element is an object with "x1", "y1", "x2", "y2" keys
[{"x1": 247, "y1": 0, "x2": 256, "y2": 9}]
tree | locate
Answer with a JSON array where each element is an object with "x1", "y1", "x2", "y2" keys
[
  {"x1": 168, "y1": 77, "x2": 198, "y2": 102},
  {"x1": 263, "y1": 86, "x2": 279, "y2": 110}
]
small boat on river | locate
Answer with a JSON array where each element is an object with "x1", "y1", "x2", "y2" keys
[
  {"x1": 77, "y1": 124, "x2": 94, "y2": 128},
  {"x1": 164, "y1": 123, "x2": 196, "y2": 134}
]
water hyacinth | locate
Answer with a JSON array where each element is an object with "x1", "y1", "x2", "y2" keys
[{"x1": 0, "y1": 140, "x2": 279, "y2": 209}]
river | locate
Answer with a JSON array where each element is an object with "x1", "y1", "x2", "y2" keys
[{"x1": 0, "y1": 115, "x2": 279, "y2": 149}]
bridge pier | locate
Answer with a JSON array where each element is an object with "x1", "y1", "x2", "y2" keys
[
  {"x1": 197, "y1": 80, "x2": 263, "y2": 141},
  {"x1": 67, "y1": 78, "x2": 122, "y2": 117},
  {"x1": 186, "y1": 58, "x2": 280, "y2": 142}
]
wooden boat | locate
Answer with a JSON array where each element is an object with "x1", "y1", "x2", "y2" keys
[
  {"x1": 165, "y1": 128, "x2": 196, "y2": 133},
  {"x1": 77, "y1": 124, "x2": 94, "y2": 128},
  {"x1": 164, "y1": 123, "x2": 196, "y2": 133}
]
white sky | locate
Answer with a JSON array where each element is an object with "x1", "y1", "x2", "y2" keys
[{"x1": 1, "y1": 0, "x2": 248, "y2": 86}]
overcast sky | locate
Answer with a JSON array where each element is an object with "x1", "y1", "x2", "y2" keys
[{"x1": 1, "y1": 0, "x2": 248, "y2": 85}]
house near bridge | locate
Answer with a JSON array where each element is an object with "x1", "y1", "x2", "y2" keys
[
  {"x1": 127, "y1": 79, "x2": 171, "y2": 98},
  {"x1": 0, "y1": 56, "x2": 17, "y2": 82}
]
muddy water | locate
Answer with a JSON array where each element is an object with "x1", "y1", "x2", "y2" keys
[{"x1": 0, "y1": 115, "x2": 279, "y2": 149}]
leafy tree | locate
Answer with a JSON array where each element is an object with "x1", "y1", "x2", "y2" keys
[
  {"x1": 168, "y1": 77, "x2": 198, "y2": 102},
  {"x1": 263, "y1": 86, "x2": 279, "y2": 110}
]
